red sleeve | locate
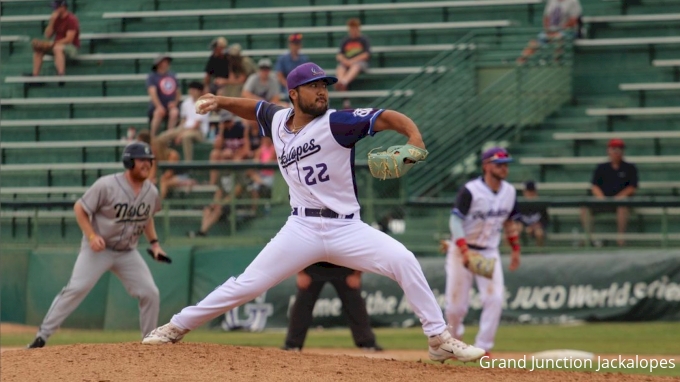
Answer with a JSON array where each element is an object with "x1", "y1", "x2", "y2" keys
[{"x1": 67, "y1": 15, "x2": 79, "y2": 31}]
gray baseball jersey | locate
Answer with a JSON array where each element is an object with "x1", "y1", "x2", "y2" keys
[{"x1": 79, "y1": 173, "x2": 161, "y2": 251}]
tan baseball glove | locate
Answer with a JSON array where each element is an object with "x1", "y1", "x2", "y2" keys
[
  {"x1": 465, "y1": 251, "x2": 495, "y2": 279},
  {"x1": 367, "y1": 144, "x2": 428, "y2": 180}
]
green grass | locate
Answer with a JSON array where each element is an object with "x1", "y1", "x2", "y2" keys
[{"x1": 3, "y1": 322, "x2": 679, "y2": 377}]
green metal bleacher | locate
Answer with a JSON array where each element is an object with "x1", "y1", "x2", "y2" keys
[{"x1": 2, "y1": 0, "x2": 680, "y2": 250}]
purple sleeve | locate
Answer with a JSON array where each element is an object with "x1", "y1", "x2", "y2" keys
[
  {"x1": 452, "y1": 186, "x2": 472, "y2": 218},
  {"x1": 329, "y1": 108, "x2": 385, "y2": 148},
  {"x1": 255, "y1": 101, "x2": 284, "y2": 138}
]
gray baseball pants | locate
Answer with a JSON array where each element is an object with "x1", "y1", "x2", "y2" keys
[{"x1": 37, "y1": 246, "x2": 160, "y2": 339}]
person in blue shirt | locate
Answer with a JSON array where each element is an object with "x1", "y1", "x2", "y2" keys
[{"x1": 275, "y1": 33, "x2": 310, "y2": 96}]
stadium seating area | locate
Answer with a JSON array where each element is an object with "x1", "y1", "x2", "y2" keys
[{"x1": 1, "y1": 0, "x2": 679, "y2": 251}]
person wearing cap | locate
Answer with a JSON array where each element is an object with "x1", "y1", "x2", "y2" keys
[
  {"x1": 580, "y1": 139, "x2": 638, "y2": 247},
  {"x1": 275, "y1": 33, "x2": 310, "y2": 93},
  {"x1": 516, "y1": 181, "x2": 549, "y2": 247},
  {"x1": 147, "y1": 54, "x2": 181, "y2": 137},
  {"x1": 443, "y1": 146, "x2": 521, "y2": 357},
  {"x1": 203, "y1": 37, "x2": 231, "y2": 95},
  {"x1": 154, "y1": 81, "x2": 209, "y2": 162},
  {"x1": 242, "y1": 58, "x2": 282, "y2": 138},
  {"x1": 335, "y1": 18, "x2": 371, "y2": 93},
  {"x1": 242, "y1": 58, "x2": 280, "y2": 104},
  {"x1": 221, "y1": 44, "x2": 257, "y2": 98},
  {"x1": 144, "y1": 61, "x2": 488, "y2": 364},
  {"x1": 29, "y1": 0, "x2": 80, "y2": 77}
]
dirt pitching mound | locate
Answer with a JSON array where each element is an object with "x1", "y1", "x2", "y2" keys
[{"x1": 1, "y1": 343, "x2": 675, "y2": 382}]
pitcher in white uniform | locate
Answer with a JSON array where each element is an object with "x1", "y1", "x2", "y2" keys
[
  {"x1": 445, "y1": 147, "x2": 522, "y2": 356},
  {"x1": 142, "y1": 62, "x2": 485, "y2": 363}
]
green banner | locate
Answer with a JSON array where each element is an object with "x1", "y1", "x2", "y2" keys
[{"x1": 216, "y1": 251, "x2": 680, "y2": 331}]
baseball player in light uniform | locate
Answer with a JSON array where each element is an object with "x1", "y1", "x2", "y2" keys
[
  {"x1": 445, "y1": 147, "x2": 522, "y2": 356},
  {"x1": 143, "y1": 62, "x2": 485, "y2": 363},
  {"x1": 27, "y1": 142, "x2": 169, "y2": 349}
]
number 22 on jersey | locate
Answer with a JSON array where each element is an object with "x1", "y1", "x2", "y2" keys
[{"x1": 302, "y1": 163, "x2": 330, "y2": 185}]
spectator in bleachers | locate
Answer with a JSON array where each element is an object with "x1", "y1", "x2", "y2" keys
[
  {"x1": 242, "y1": 58, "x2": 280, "y2": 104},
  {"x1": 237, "y1": 120, "x2": 263, "y2": 161},
  {"x1": 517, "y1": 0, "x2": 582, "y2": 64},
  {"x1": 29, "y1": 0, "x2": 80, "y2": 77},
  {"x1": 249, "y1": 137, "x2": 276, "y2": 198},
  {"x1": 203, "y1": 37, "x2": 231, "y2": 95},
  {"x1": 147, "y1": 54, "x2": 181, "y2": 137},
  {"x1": 580, "y1": 139, "x2": 638, "y2": 247},
  {"x1": 155, "y1": 81, "x2": 210, "y2": 161},
  {"x1": 335, "y1": 18, "x2": 371, "y2": 107},
  {"x1": 188, "y1": 136, "x2": 276, "y2": 238},
  {"x1": 208, "y1": 111, "x2": 246, "y2": 186},
  {"x1": 242, "y1": 58, "x2": 281, "y2": 132},
  {"x1": 137, "y1": 130, "x2": 195, "y2": 200},
  {"x1": 516, "y1": 181, "x2": 549, "y2": 247},
  {"x1": 121, "y1": 126, "x2": 137, "y2": 142},
  {"x1": 221, "y1": 43, "x2": 257, "y2": 98},
  {"x1": 275, "y1": 33, "x2": 310, "y2": 94}
]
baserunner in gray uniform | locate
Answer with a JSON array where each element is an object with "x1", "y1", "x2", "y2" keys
[{"x1": 27, "y1": 142, "x2": 169, "y2": 349}]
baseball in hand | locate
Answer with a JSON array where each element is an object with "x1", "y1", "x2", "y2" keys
[{"x1": 195, "y1": 99, "x2": 210, "y2": 114}]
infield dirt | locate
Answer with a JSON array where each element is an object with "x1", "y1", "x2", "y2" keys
[{"x1": 2, "y1": 342, "x2": 678, "y2": 382}]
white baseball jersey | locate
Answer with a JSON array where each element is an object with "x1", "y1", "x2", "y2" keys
[
  {"x1": 79, "y1": 173, "x2": 161, "y2": 251},
  {"x1": 451, "y1": 177, "x2": 519, "y2": 249},
  {"x1": 255, "y1": 101, "x2": 384, "y2": 217}
]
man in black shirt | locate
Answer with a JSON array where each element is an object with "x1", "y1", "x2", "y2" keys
[
  {"x1": 517, "y1": 181, "x2": 549, "y2": 247},
  {"x1": 580, "y1": 139, "x2": 638, "y2": 246},
  {"x1": 282, "y1": 262, "x2": 382, "y2": 352},
  {"x1": 203, "y1": 37, "x2": 231, "y2": 95}
]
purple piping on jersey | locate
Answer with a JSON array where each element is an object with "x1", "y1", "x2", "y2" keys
[
  {"x1": 350, "y1": 146, "x2": 359, "y2": 202},
  {"x1": 255, "y1": 101, "x2": 266, "y2": 137},
  {"x1": 451, "y1": 208, "x2": 466, "y2": 219},
  {"x1": 367, "y1": 109, "x2": 384, "y2": 136}
]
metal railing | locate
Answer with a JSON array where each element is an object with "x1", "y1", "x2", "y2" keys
[
  {"x1": 357, "y1": 31, "x2": 573, "y2": 198},
  {"x1": 409, "y1": 196, "x2": 680, "y2": 249}
]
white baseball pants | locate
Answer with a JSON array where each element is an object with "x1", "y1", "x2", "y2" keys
[
  {"x1": 170, "y1": 215, "x2": 448, "y2": 337},
  {"x1": 445, "y1": 246, "x2": 504, "y2": 351}
]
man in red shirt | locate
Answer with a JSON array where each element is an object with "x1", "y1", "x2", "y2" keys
[{"x1": 30, "y1": 0, "x2": 80, "y2": 77}]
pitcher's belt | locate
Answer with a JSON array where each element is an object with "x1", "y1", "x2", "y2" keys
[{"x1": 292, "y1": 207, "x2": 354, "y2": 219}]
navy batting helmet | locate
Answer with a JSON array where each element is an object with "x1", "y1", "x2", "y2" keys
[{"x1": 122, "y1": 142, "x2": 155, "y2": 169}]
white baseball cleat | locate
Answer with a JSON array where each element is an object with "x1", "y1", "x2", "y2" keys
[
  {"x1": 142, "y1": 323, "x2": 188, "y2": 345},
  {"x1": 428, "y1": 330, "x2": 486, "y2": 363}
]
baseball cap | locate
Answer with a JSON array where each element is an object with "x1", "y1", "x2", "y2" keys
[
  {"x1": 152, "y1": 54, "x2": 172, "y2": 71},
  {"x1": 524, "y1": 180, "x2": 537, "y2": 191},
  {"x1": 288, "y1": 33, "x2": 303, "y2": 43},
  {"x1": 286, "y1": 62, "x2": 338, "y2": 91},
  {"x1": 50, "y1": 0, "x2": 67, "y2": 10},
  {"x1": 608, "y1": 138, "x2": 625, "y2": 149},
  {"x1": 258, "y1": 58, "x2": 273, "y2": 69},
  {"x1": 481, "y1": 147, "x2": 513, "y2": 164}
]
